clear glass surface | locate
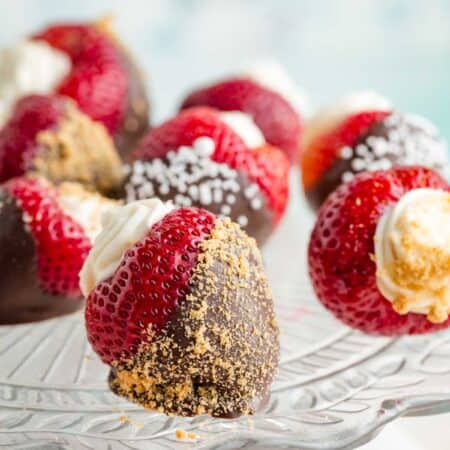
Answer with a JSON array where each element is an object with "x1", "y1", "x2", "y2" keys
[{"x1": 1, "y1": 173, "x2": 449, "y2": 450}]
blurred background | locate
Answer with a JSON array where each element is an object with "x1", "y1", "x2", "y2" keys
[{"x1": 0, "y1": 0, "x2": 448, "y2": 138}]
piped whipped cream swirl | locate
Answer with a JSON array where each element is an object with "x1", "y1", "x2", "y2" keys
[
  {"x1": 0, "y1": 39, "x2": 70, "y2": 126},
  {"x1": 374, "y1": 188, "x2": 450, "y2": 323},
  {"x1": 57, "y1": 182, "x2": 119, "y2": 243},
  {"x1": 80, "y1": 199, "x2": 174, "y2": 297},
  {"x1": 219, "y1": 111, "x2": 265, "y2": 148}
]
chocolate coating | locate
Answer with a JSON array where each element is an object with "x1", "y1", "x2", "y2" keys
[
  {"x1": 113, "y1": 45, "x2": 150, "y2": 161},
  {"x1": 0, "y1": 190, "x2": 82, "y2": 324},
  {"x1": 109, "y1": 218, "x2": 279, "y2": 418},
  {"x1": 305, "y1": 112, "x2": 449, "y2": 211},
  {"x1": 125, "y1": 149, "x2": 274, "y2": 246},
  {"x1": 125, "y1": 158, "x2": 273, "y2": 245}
]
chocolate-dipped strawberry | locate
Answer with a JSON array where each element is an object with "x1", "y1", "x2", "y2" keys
[
  {"x1": 0, "y1": 94, "x2": 123, "y2": 195},
  {"x1": 180, "y1": 64, "x2": 304, "y2": 163},
  {"x1": 33, "y1": 19, "x2": 149, "y2": 159},
  {"x1": 0, "y1": 176, "x2": 118, "y2": 324},
  {"x1": 309, "y1": 166, "x2": 450, "y2": 335},
  {"x1": 125, "y1": 107, "x2": 289, "y2": 246},
  {"x1": 0, "y1": 19, "x2": 149, "y2": 159},
  {"x1": 301, "y1": 92, "x2": 449, "y2": 210},
  {"x1": 82, "y1": 200, "x2": 279, "y2": 418}
]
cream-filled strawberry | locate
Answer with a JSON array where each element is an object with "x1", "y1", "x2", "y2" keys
[
  {"x1": 301, "y1": 92, "x2": 448, "y2": 210},
  {"x1": 0, "y1": 176, "x2": 118, "y2": 324},
  {"x1": 0, "y1": 94, "x2": 123, "y2": 195},
  {"x1": 82, "y1": 201, "x2": 279, "y2": 418},
  {"x1": 125, "y1": 107, "x2": 290, "y2": 246},
  {"x1": 0, "y1": 19, "x2": 149, "y2": 158},
  {"x1": 308, "y1": 166, "x2": 450, "y2": 335},
  {"x1": 374, "y1": 188, "x2": 450, "y2": 323},
  {"x1": 180, "y1": 65, "x2": 304, "y2": 163}
]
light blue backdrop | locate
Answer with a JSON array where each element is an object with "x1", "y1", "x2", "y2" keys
[{"x1": 1, "y1": 0, "x2": 449, "y2": 138}]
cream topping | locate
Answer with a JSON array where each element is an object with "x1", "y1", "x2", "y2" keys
[
  {"x1": 374, "y1": 188, "x2": 450, "y2": 323},
  {"x1": 79, "y1": 199, "x2": 174, "y2": 297},
  {"x1": 304, "y1": 91, "x2": 391, "y2": 149},
  {"x1": 219, "y1": 111, "x2": 265, "y2": 148},
  {"x1": 0, "y1": 39, "x2": 70, "y2": 126},
  {"x1": 57, "y1": 182, "x2": 119, "y2": 243}
]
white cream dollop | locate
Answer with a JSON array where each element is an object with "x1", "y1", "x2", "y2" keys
[
  {"x1": 243, "y1": 60, "x2": 310, "y2": 117},
  {"x1": 57, "y1": 183, "x2": 119, "y2": 243},
  {"x1": 0, "y1": 39, "x2": 71, "y2": 126},
  {"x1": 374, "y1": 188, "x2": 450, "y2": 323},
  {"x1": 79, "y1": 199, "x2": 174, "y2": 297},
  {"x1": 304, "y1": 91, "x2": 391, "y2": 149},
  {"x1": 219, "y1": 111, "x2": 265, "y2": 149}
]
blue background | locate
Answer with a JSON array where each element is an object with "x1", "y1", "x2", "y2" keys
[{"x1": 1, "y1": 0, "x2": 449, "y2": 139}]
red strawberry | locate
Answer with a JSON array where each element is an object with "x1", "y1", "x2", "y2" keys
[
  {"x1": 85, "y1": 207, "x2": 215, "y2": 364},
  {"x1": 0, "y1": 94, "x2": 124, "y2": 195},
  {"x1": 308, "y1": 166, "x2": 450, "y2": 335},
  {"x1": 4, "y1": 177, "x2": 91, "y2": 297},
  {"x1": 133, "y1": 107, "x2": 289, "y2": 224},
  {"x1": 134, "y1": 106, "x2": 248, "y2": 160},
  {"x1": 301, "y1": 110, "x2": 389, "y2": 190},
  {"x1": 34, "y1": 23, "x2": 127, "y2": 134},
  {"x1": 181, "y1": 78, "x2": 302, "y2": 162},
  {"x1": 0, "y1": 95, "x2": 64, "y2": 182}
]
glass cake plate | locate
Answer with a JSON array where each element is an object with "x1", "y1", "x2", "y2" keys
[{"x1": 1, "y1": 173, "x2": 450, "y2": 450}]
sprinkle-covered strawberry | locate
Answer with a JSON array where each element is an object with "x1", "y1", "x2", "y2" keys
[
  {"x1": 127, "y1": 107, "x2": 290, "y2": 245},
  {"x1": 82, "y1": 200, "x2": 279, "y2": 418},
  {"x1": 300, "y1": 92, "x2": 448, "y2": 210},
  {"x1": 32, "y1": 18, "x2": 149, "y2": 158},
  {"x1": 308, "y1": 166, "x2": 450, "y2": 335},
  {"x1": 0, "y1": 176, "x2": 117, "y2": 324},
  {"x1": 0, "y1": 94, "x2": 123, "y2": 195},
  {"x1": 181, "y1": 77, "x2": 302, "y2": 163}
]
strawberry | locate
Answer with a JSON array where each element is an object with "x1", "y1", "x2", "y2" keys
[
  {"x1": 85, "y1": 207, "x2": 215, "y2": 364},
  {"x1": 133, "y1": 106, "x2": 248, "y2": 160},
  {"x1": 84, "y1": 203, "x2": 279, "y2": 418},
  {"x1": 181, "y1": 78, "x2": 302, "y2": 163},
  {"x1": 34, "y1": 23, "x2": 128, "y2": 135},
  {"x1": 0, "y1": 94, "x2": 124, "y2": 194},
  {"x1": 301, "y1": 109, "x2": 449, "y2": 211},
  {"x1": 4, "y1": 177, "x2": 91, "y2": 297},
  {"x1": 0, "y1": 95, "x2": 64, "y2": 182},
  {"x1": 301, "y1": 110, "x2": 389, "y2": 190},
  {"x1": 132, "y1": 107, "x2": 289, "y2": 226},
  {"x1": 308, "y1": 166, "x2": 450, "y2": 335}
]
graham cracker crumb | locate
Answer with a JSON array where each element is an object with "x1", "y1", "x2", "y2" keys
[
  {"x1": 385, "y1": 205, "x2": 450, "y2": 323},
  {"x1": 109, "y1": 217, "x2": 279, "y2": 418},
  {"x1": 175, "y1": 429, "x2": 199, "y2": 440},
  {"x1": 33, "y1": 100, "x2": 123, "y2": 195}
]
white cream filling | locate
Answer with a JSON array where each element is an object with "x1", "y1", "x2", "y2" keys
[
  {"x1": 303, "y1": 91, "x2": 391, "y2": 149},
  {"x1": 0, "y1": 39, "x2": 71, "y2": 126},
  {"x1": 374, "y1": 188, "x2": 450, "y2": 323},
  {"x1": 219, "y1": 111, "x2": 265, "y2": 149},
  {"x1": 243, "y1": 60, "x2": 310, "y2": 117},
  {"x1": 57, "y1": 183, "x2": 119, "y2": 243},
  {"x1": 79, "y1": 199, "x2": 174, "y2": 297}
]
